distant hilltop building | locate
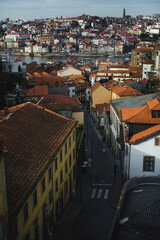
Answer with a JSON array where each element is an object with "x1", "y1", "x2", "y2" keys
[{"x1": 123, "y1": 8, "x2": 126, "y2": 18}]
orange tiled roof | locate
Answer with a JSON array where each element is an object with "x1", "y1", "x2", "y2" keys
[
  {"x1": 120, "y1": 106, "x2": 146, "y2": 121},
  {"x1": 0, "y1": 102, "x2": 77, "y2": 220},
  {"x1": 120, "y1": 98, "x2": 160, "y2": 124},
  {"x1": 147, "y1": 98, "x2": 160, "y2": 110},
  {"x1": 69, "y1": 75, "x2": 86, "y2": 80},
  {"x1": 15, "y1": 58, "x2": 23, "y2": 61},
  {"x1": 124, "y1": 79, "x2": 134, "y2": 85},
  {"x1": 39, "y1": 94, "x2": 81, "y2": 107},
  {"x1": 133, "y1": 47, "x2": 153, "y2": 52},
  {"x1": 81, "y1": 65, "x2": 91, "y2": 70},
  {"x1": 96, "y1": 103, "x2": 110, "y2": 114},
  {"x1": 91, "y1": 82, "x2": 101, "y2": 92},
  {"x1": 25, "y1": 86, "x2": 49, "y2": 97},
  {"x1": 109, "y1": 63, "x2": 129, "y2": 69},
  {"x1": 129, "y1": 66, "x2": 143, "y2": 73},
  {"x1": 143, "y1": 59, "x2": 154, "y2": 65},
  {"x1": 33, "y1": 72, "x2": 42, "y2": 77},
  {"x1": 35, "y1": 75, "x2": 67, "y2": 88},
  {"x1": 98, "y1": 70, "x2": 130, "y2": 74},
  {"x1": 26, "y1": 72, "x2": 34, "y2": 79},
  {"x1": 130, "y1": 72, "x2": 142, "y2": 78},
  {"x1": 41, "y1": 72, "x2": 51, "y2": 76},
  {"x1": 129, "y1": 124, "x2": 160, "y2": 144},
  {"x1": 106, "y1": 82, "x2": 143, "y2": 97}
]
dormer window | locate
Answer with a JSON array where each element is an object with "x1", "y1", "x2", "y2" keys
[
  {"x1": 55, "y1": 81, "x2": 59, "y2": 87},
  {"x1": 152, "y1": 110, "x2": 160, "y2": 118}
]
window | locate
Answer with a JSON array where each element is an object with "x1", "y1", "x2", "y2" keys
[
  {"x1": 23, "y1": 201, "x2": 29, "y2": 225},
  {"x1": 34, "y1": 216, "x2": 39, "y2": 240},
  {"x1": 60, "y1": 149, "x2": 63, "y2": 164},
  {"x1": 55, "y1": 179, "x2": 58, "y2": 193},
  {"x1": 155, "y1": 137, "x2": 160, "y2": 146},
  {"x1": 65, "y1": 141, "x2": 67, "y2": 155},
  {"x1": 54, "y1": 156, "x2": 58, "y2": 173},
  {"x1": 49, "y1": 189, "x2": 53, "y2": 205},
  {"x1": 65, "y1": 161, "x2": 68, "y2": 174},
  {"x1": 41, "y1": 175, "x2": 45, "y2": 195},
  {"x1": 48, "y1": 165, "x2": 52, "y2": 183},
  {"x1": 143, "y1": 156, "x2": 155, "y2": 172},
  {"x1": 60, "y1": 169, "x2": 63, "y2": 184},
  {"x1": 32, "y1": 188, "x2": 38, "y2": 210},
  {"x1": 152, "y1": 110, "x2": 160, "y2": 118},
  {"x1": 69, "y1": 135, "x2": 71, "y2": 149},
  {"x1": 69, "y1": 154, "x2": 72, "y2": 167}
]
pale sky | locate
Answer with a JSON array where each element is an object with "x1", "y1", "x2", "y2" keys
[{"x1": 0, "y1": 0, "x2": 160, "y2": 21}]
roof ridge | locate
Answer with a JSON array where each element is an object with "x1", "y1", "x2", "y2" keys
[
  {"x1": 0, "y1": 102, "x2": 30, "y2": 122},
  {"x1": 33, "y1": 102, "x2": 77, "y2": 123},
  {"x1": 130, "y1": 124, "x2": 160, "y2": 144},
  {"x1": 128, "y1": 105, "x2": 147, "y2": 122}
]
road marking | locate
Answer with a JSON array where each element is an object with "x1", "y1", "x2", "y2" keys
[
  {"x1": 133, "y1": 190, "x2": 143, "y2": 193},
  {"x1": 92, "y1": 183, "x2": 112, "y2": 187},
  {"x1": 91, "y1": 189, "x2": 96, "y2": 199},
  {"x1": 104, "y1": 189, "x2": 109, "y2": 199},
  {"x1": 97, "y1": 189, "x2": 103, "y2": 199}
]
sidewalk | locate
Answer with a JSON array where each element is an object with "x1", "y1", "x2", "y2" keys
[
  {"x1": 54, "y1": 156, "x2": 91, "y2": 240},
  {"x1": 53, "y1": 188, "x2": 83, "y2": 240}
]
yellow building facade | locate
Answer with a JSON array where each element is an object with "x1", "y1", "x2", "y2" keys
[
  {"x1": 0, "y1": 103, "x2": 77, "y2": 240},
  {"x1": 91, "y1": 83, "x2": 111, "y2": 108}
]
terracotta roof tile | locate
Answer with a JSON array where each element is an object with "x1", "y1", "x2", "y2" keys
[
  {"x1": 38, "y1": 94, "x2": 81, "y2": 111},
  {"x1": 120, "y1": 98, "x2": 160, "y2": 124},
  {"x1": 69, "y1": 75, "x2": 86, "y2": 80},
  {"x1": 129, "y1": 124, "x2": 160, "y2": 144},
  {"x1": 0, "y1": 103, "x2": 77, "y2": 221},
  {"x1": 133, "y1": 47, "x2": 153, "y2": 52},
  {"x1": 98, "y1": 70, "x2": 130, "y2": 74},
  {"x1": 120, "y1": 106, "x2": 146, "y2": 121},
  {"x1": 147, "y1": 98, "x2": 160, "y2": 110},
  {"x1": 81, "y1": 65, "x2": 91, "y2": 70},
  {"x1": 143, "y1": 59, "x2": 154, "y2": 65},
  {"x1": 35, "y1": 75, "x2": 67, "y2": 88},
  {"x1": 33, "y1": 72, "x2": 42, "y2": 77},
  {"x1": 96, "y1": 103, "x2": 110, "y2": 114},
  {"x1": 25, "y1": 86, "x2": 49, "y2": 97},
  {"x1": 106, "y1": 82, "x2": 143, "y2": 97}
]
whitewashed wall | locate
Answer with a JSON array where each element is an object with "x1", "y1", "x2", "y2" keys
[{"x1": 130, "y1": 134, "x2": 160, "y2": 178}]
